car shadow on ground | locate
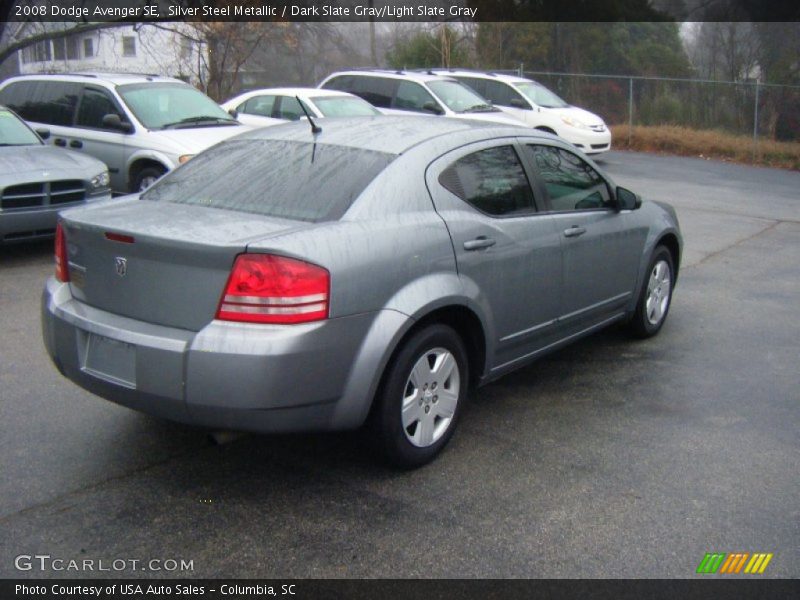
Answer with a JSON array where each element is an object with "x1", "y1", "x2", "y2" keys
[
  {"x1": 125, "y1": 324, "x2": 638, "y2": 490},
  {"x1": 0, "y1": 238, "x2": 52, "y2": 266}
]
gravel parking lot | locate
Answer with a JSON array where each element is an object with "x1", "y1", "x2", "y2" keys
[{"x1": 0, "y1": 151, "x2": 797, "y2": 578}]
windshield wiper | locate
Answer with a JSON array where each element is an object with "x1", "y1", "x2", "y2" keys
[
  {"x1": 0, "y1": 143, "x2": 34, "y2": 146},
  {"x1": 161, "y1": 116, "x2": 237, "y2": 129},
  {"x1": 462, "y1": 104, "x2": 498, "y2": 113}
]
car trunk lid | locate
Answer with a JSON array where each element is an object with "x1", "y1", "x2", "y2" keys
[{"x1": 61, "y1": 197, "x2": 310, "y2": 331}]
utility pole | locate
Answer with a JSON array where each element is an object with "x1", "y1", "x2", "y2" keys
[{"x1": 368, "y1": 0, "x2": 377, "y2": 65}]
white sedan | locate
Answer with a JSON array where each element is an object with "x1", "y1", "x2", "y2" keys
[{"x1": 221, "y1": 88, "x2": 382, "y2": 127}]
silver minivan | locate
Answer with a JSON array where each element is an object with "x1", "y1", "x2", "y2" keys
[{"x1": 0, "y1": 73, "x2": 250, "y2": 193}]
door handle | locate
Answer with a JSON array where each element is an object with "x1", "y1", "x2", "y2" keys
[
  {"x1": 69, "y1": 140, "x2": 83, "y2": 149},
  {"x1": 563, "y1": 226, "x2": 587, "y2": 238},
  {"x1": 54, "y1": 138, "x2": 67, "y2": 147},
  {"x1": 463, "y1": 236, "x2": 496, "y2": 251}
]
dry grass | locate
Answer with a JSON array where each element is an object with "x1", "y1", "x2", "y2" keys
[{"x1": 610, "y1": 124, "x2": 800, "y2": 171}]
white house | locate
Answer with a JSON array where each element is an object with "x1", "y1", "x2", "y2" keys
[{"x1": 12, "y1": 23, "x2": 206, "y2": 86}]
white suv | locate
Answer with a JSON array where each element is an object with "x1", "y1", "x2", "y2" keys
[
  {"x1": 430, "y1": 70, "x2": 611, "y2": 155},
  {"x1": 0, "y1": 73, "x2": 251, "y2": 193},
  {"x1": 318, "y1": 69, "x2": 526, "y2": 128}
]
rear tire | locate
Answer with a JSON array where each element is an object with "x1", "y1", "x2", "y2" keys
[
  {"x1": 629, "y1": 246, "x2": 674, "y2": 338},
  {"x1": 370, "y1": 324, "x2": 468, "y2": 469}
]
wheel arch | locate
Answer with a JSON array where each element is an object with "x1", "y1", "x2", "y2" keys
[
  {"x1": 127, "y1": 155, "x2": 171, "y2": 192},
  {"x1": 330, "y1": 299, "x2": 490, "y2": 431},
  {"x1": 361, "y1": 303, "x2": 487, "y2": 430},
  {"x1": 656, "y1": 232, "x2": 681, "y2": 283},
  {"x1": 400, "y1": 304, "x2": 487, "y2": 391}
]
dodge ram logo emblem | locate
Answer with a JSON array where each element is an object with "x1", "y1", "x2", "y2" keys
[{"x1": 115, "y1": 257, "x2": 127, "y2": 277}]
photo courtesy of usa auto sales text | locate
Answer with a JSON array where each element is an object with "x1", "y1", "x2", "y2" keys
[{"x1": 15, "y1": 583, "x2": 298, "y2": 596}]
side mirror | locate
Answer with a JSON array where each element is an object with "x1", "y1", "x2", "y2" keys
[
  {"x1": 509, "y1": 98, "x2": 529, "y2": 109},
  {"x1": 35, "y1": 128, "x2": 50, "y2": 140},
  {"x1": 616, "y1": 186, "x2": 642, "y2": 211},
  {"x1": 422, "y1": 101, "x2": 444, "y2": 115},
  {"x1": 228, "y1": 108, "x2": 238, "y2": 118},
  {"x1": 102, "y1": 113, "x2": 133, "y2": 133}
]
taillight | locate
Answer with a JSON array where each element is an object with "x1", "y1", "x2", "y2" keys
[
  {"x1": 55, "y1": 222, "x2": 70, "y2": 282},
  {"x1": 216, "y1": 254, "x2": 329, "y2": 324}
]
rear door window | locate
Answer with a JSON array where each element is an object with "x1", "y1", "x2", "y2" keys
[
  {"x1": 241, "y1": 95, "x2": 276, "y2": 117},
  {"x1": 274, "y1": 96, "x2": 307, "y2": 121},
  {"x1": 438, "y1": 145, "x2": 536, "y2": 217},
  {"x1": 142, "y1": 139, "x2": 395, "y2": 222},
  {"x1": 0, "y1": 81, "x2": 34, "y2": 116},
  {"x1": 484, "y1": 81, "x2": 527, "y2": 108},
  {"x1": 351, "y1": 76, "x2": 397, "y2": 108},
  {"x1": 458, "y1": 77, "x2": 487, "y2": 97},
  {"x1": 2, "y1": 80, "x2": 79, "y2": 126},
  {"x1": 321, "y1": 75, "x2": 354, "y2": 92}
]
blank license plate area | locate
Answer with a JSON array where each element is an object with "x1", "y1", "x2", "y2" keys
[{"x1": 79, "y1": 331, "x2": 136, "y2": 388}]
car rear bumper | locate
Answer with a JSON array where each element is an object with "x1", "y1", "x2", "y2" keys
[{"x1": 42, "y1": 277, "x2": 403, "y2": 433}]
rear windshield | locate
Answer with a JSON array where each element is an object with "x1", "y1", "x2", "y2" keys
[{"x1": 142, "y1": 139, "x2": 395, "y2": 222}]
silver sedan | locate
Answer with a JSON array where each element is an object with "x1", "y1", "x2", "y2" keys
[{"x1": 42, "y1": 116, "x2": 681, "y2": 468}]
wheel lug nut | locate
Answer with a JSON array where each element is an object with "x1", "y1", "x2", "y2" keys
[
  {"x1": 432, "y1": 382, "x2": 437, "y2": 390},
  {"x1": 433, "y1": 395, "x2": 438, "y2": 402},
  {"x1": 424, "y1": 406, "x2": 430, "y2": 413}
]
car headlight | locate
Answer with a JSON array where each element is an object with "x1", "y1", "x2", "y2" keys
[
  {"x1": 90, "y1": 171, "x2": 110, "y2": 189},
  {"x1": 561, "y1": 115, "x2": 589, "y2": 130},
  {"x1": 179, "y1": 154, "x2": 195, "y2": 164}
]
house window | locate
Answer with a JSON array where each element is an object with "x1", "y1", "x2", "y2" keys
[
  {"x1": 180, "y1": 38, "x2": 193, "y2": 59},
  {"x1": 66, "y1": 37, "x2": 79, "y2": 60},
  {"x1": 53, "y1": 37, "x2": 82, "y2": 62},
  {"x1": 53, "y1": 38, "x2": 65, "y2": 60},
  {"x1": 21, "y1": 40, "x2": 52, "y2": 63},
  {"x1": 122, "y1": 36, "x2": 136, "y2": 57},
  {"x1": 83, "y1": 38, "x2": 94, "y2": 58}
]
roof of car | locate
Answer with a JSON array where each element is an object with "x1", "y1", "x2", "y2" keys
[
  {"x1": 228, "y1": 87, "x2": 358, "y2": 101},
  {"x1": 3, "y1": 72, "x2": 187, "y2": 87},
  {"x1": 236, "y1": 115, "x2": 545, "y2": 155},
  {"x1": 324, "y1": 69, "x2": 454, "y2": 84},
  {"x1": 426, "y1": 69, "x2": 535, "y2": 85}
]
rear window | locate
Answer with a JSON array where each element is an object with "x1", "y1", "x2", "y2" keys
[{"x1": 142, "y1": 139, "x2": 395, "y2": 222}]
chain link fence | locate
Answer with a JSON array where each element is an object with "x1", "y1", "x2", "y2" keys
[{"x1": 498, "y1": 69, "x2": 800, "y2": 154}]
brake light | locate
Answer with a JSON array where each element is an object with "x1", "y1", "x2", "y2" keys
[
  {"x1": 55, "y1": 222, "x2": 70, "y2": 282},
  {"x1": 105, "y1": 231, "x2": 135, "y2": 244},
  {"x1": 216, "y1": 254, "x2": 329, "y2": 324}
]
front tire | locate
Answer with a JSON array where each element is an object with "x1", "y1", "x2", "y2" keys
[
  {"x1": 370, "y1": 324, "x2": 468, "y2": 469},
  {"x1": 629, "y1": 246, "x2": 674, "y2": 338},
  {"x1": 131, "y1": 165, "x2": 167, "y2": 193}
]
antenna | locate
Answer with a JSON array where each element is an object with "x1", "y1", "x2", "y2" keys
[{"x1": 297, "y1": 96, "x2": 321, "y2": 134}]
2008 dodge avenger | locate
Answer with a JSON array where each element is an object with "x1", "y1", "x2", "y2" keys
[{"x1": 42, "y1": 116, "x2": 681, "y2": 467}]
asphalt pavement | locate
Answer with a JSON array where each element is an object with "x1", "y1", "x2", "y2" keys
[{"x1": 0, "y1": 151, "x2": 797, "y2": 578}]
